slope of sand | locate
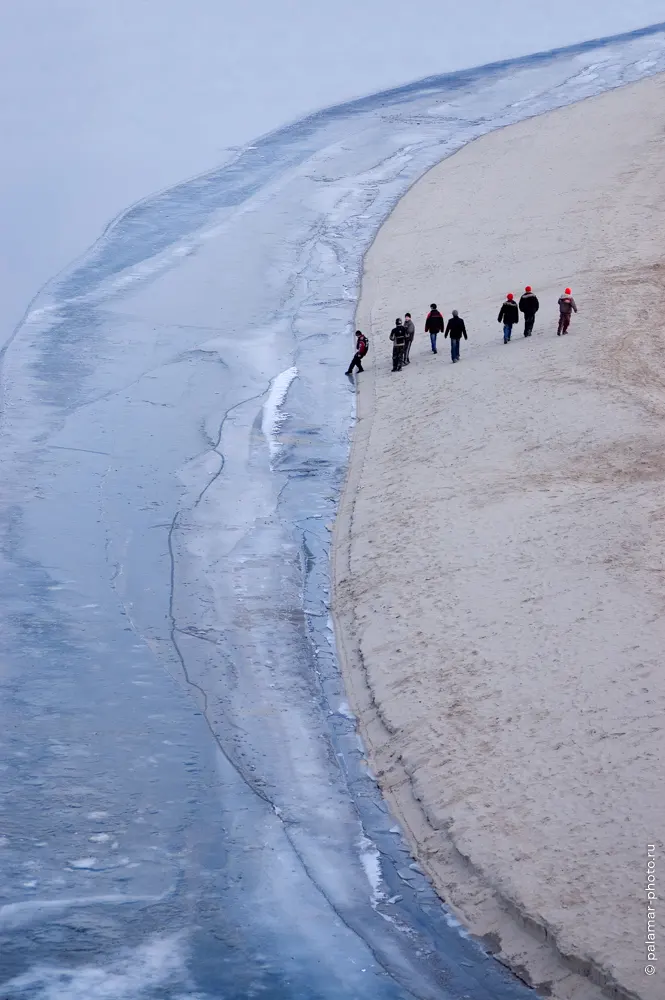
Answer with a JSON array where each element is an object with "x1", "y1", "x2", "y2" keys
[{"x1": 333, "y1": 74, "x2": 665, "y2": 1000}]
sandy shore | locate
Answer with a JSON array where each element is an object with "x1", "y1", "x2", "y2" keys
[{"x1": 332, "y1": 74, "x2": 665, "y2": 1000}]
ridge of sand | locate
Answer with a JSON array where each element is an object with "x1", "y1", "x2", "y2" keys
[{"x1": 332, "y1": 74, "x2": 665, "y2": 1000}]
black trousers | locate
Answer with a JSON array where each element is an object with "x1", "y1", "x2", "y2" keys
[
  {"x1": 346, "y1": 351, "x2": 364, "y2": 373},
  {"x1": 524, "y1": 315, "x2": 535, "y2": 337},
  {"x1": 392, "y1": 344, "x2": 404, "y2": 370},
  {"x1": 403, "y1": 335, "x2": 414, "y2": 362}
]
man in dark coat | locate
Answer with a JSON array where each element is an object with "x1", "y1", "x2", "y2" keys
[
  {"x1": 389, "y1": 319, "x2": 407, "y2": 371},
  {"x1": 519, "y1": 286, "x2": 539, "y2": 337},
  {"x1": 444, "y1": 310, "x2": 467, "y2": 362},
  {"x1": 345, "y1": 330, "x2": 368, "y2": 375},
  {"x1": 425, "y1": 303, "x2": 444, "y2": 354},
  {"x1": 497, "y1": 293, "x2": 519, "y2": 343}
]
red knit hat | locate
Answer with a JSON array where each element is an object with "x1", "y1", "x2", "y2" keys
[
  {"x1": 525, "y1": 286, "x2": 532, "y2": 292},
  {"x1": 507, "y1": 292, "x2": 514, "y2": 300},
  {"x1": 565, "y1": 288, "x2": 572, "y2": 295}
]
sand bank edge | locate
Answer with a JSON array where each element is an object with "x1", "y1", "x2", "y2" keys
[{"x1": 327, "y1": 85, "x2": 661, "y2": 999}]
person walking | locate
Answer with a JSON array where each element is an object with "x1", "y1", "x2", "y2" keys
[
  {"x1": 444, "y1": 310, "x2": 467, "y2": 362},
  {"x1": 345, "y1": 330, "x2": 369, "y2": 375},
  {"x1": 390, "y1": 318, "x2": 407, "y2": 371},
  {"x1": 497, "y1": 293, "x2": 519, "y2": 343},
  {"x1": 519, "y1": 285, "x2": 539, "y2": 337},
  {"x1": 425, "y1": 303, "x2": 444, "y2": 354},
  {"x1": 403, "y1": 313, "x2": 415, "y2": 364},
  {"x1": 557, "y1": 288, "x2": 578, "y2": 335}
]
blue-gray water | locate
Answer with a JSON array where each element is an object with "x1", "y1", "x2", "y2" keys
[{"x1": 1, "y1": 23, "x2": 665, "y2": 1000}]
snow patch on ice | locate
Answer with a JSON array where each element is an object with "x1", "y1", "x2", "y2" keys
[
  {"x1": 337, "y1": 701, "x2": 356, "y2": 720},
  {"x1": 358, "y1": 835, "x2": 384, "y2": 908},
  {"x1": 1, "y1": 933, "x2": 190, "y2": 1000},
  {"x1": 441, "y1": 905, "x2": 471, "y2": 938},
  {"x1": 261, "y1": 365, "x2": 298, "y2": 463}
]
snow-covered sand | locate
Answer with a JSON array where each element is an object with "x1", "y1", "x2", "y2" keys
[{"x1": 333, "y1": 73, "x2": 665, "y2": 1000}]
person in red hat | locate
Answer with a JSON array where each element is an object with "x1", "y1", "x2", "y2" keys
[
  {"x1": 557, "y1": 288, "x2": 578, "y2": 335},
  {"x1": 519, "y1": 285, "x2": 540, "y2": 337},
  {"x1": 497, "y1": 293, "x2": 519, "y2": 343}
]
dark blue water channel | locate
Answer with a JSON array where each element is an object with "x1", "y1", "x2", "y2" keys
[{"x1": 1, "y1": 23, "x2": 665, "y2": 999}]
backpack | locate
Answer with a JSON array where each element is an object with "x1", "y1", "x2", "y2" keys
[{"x1": 357, "y1": 335, "x2": 368, "y2": 357}]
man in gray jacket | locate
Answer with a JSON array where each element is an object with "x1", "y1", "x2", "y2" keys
[
  {"x1": 403, "y1": 313, "x2": 415, "y2": 364},
  {"x1": 557, "y1": 288, "x2": 578, "y2": 335}
]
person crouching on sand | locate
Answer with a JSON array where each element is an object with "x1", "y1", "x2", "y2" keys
[
  {"x1": 498, "y1": 293, "x2": 519, "y2": 343},
  {"x1": 390, "y1": 318, "x2": 407, "y2": 371},
  {"x1": 425, "y1": 303, "x2": 444, "y2": 354},
  {"x1": 557, "y1": 288, "x2": 577, "y2": 335},
  {"x1": 444, "y1": 310, "x2": 467, "y2": 362},
  {"x1": 403, "y1": 313, "x2": 415, "y2": 364},
  {"x1": 519, "y1": 285, "x2": 539, "y2": 337},
  {"x1": 345, "y1": 330, "x2": 369, "y2": 375}
]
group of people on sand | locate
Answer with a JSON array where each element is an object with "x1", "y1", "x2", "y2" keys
[
  {"x1": 497, "y1": 286, "x2": 577, "y2": 344},
  {"x1": 345, "y1": 287, "x2": 578, "y2": 375}
]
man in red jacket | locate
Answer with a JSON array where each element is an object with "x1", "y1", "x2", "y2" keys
[{"x1": 345, "y1": 330, "x2": 368, "y2": 375}]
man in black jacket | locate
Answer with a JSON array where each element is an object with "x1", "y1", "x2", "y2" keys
[
  {"x1": 519, "y1": 285, "x2": 539, "y2": 337},
  {"x1": 425, "y1": 303, "x2": 444, "y2": 354},
  {"x1": 390, "y1": 319, "x2": 407, "y2": 371},
  {"x1": 497, "y1": 293, "x2": 519, "y2": 343},
  {"x1": 444, "y1": 310, "x2": 467, "y2": 362}
]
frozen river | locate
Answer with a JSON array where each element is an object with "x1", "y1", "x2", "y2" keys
[{"x1": 1, "y1": 23, "x2": 665, "y2": 1000}]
